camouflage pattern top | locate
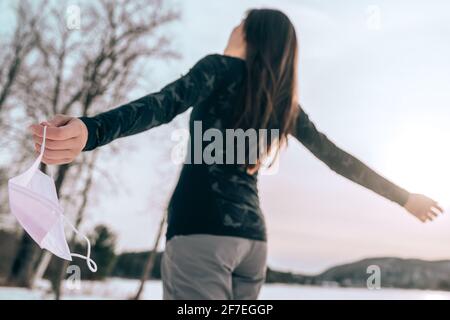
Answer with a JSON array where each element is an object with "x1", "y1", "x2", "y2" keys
[{"x1": 80, "y1": 54, "x2": 409, "y2": 242}]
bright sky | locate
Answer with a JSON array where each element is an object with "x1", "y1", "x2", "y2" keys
[{"x1": 2, "y1": 0, "x2": 450, "y2": 274}]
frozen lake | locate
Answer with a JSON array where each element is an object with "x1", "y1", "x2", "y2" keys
[{"x1": 1, "y1": 278, "x2": 450, "y2": 300}]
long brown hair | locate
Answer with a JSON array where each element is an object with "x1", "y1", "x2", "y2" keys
[{"x1": 234, "y1": 9, "x2": 299, "y2": 174}]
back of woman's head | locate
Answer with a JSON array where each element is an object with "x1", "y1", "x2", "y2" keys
[{"x1": 234, "y1": 8, "x2": 299, "y2": 173}]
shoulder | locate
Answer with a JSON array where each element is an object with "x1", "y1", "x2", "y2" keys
[
  {"x1": 193, "y1": 54, "x2": 246, "y2": 74},
  {"x1": 292, "y1": 106, "x2": 316, "y2": 138},
  {"x1": 293, "y1": 105, "x2": 308, "y2": 128}
]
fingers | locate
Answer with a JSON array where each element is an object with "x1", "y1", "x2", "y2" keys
[
  {"x1": 419, "y1": 214, "x2": 433, "y2": 223},
  {"x1": 29, "y1": 118, "x2": 78, "y2": 140},
  {"x1": 426, "y1": 202, "x2": 444, "y2": 222},
  {"x1": 47, "y1": 114, "x2": 72, "y2": 127},
  {"x1": 34, "y1": 142, "x2": 77, "y2": 166},
  {"x1": 42, "y1": 156, "x2": 74, "y2": 165},
  {"x1": 413, "y1": 208, "x2": 436, "y2": 223},
  {"x1": 429, "y1": 209, "x2": 439, "y2": 217},
  {"x1": 34, "y1": 144, "x2": 75, "y2": 160},
  {"x1": 430, "y1": 206, "x2": 442, "y2": 216},
  {"x1": 420, "y1": 206, "x2": 443, "y2": 223},
  {"x1": 34, "y1": 150, "x2": 73, "y2": 165},
  {"x1": 30, "y1": 124, "x2": 77, "y2": 140},
  {"x1": 426, "y1": 211, "x2": 438, "y2": 222},
  {"x1": 33, "y1": 135, "x2": 80, "y2": 150},
  {"x1": 433, "y1": 203, "x2": 444, "y2": 214}
]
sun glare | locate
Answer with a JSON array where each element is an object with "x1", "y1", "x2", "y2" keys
[{"x1": 383, "y1": 120, "x2": 450, "y2": 211}]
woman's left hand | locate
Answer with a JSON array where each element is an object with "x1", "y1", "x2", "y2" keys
[{"x1": 404, "y1": 193, "x2": 444, "y2": 223}]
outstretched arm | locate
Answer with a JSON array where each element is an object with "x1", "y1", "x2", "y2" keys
[
  {"x1": 81, "y1": 54, "x2": 220, "y2": 151},
  {"x1": 291, "y1": 107, "x2": 443, "y2": 222},
  {"x1": 30, "y1": 54, "x2": 221, "y2": 162}
]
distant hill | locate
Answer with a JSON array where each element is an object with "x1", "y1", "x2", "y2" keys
[
  {"x1": 312, "y1": 257, "x2": 450, "y2": 291},
  {"x1": 112, "y1": 252, "x2": 450, "y2": 292}
]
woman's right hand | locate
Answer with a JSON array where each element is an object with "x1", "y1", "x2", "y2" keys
[{"x1": 29, "y1": 114, "x2": 88, "y2": 165}]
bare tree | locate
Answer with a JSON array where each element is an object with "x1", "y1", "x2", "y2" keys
[
  {"x1": 0, "y1": 0, "x2": 45, "y2": 112},
  {"x1": 1, "y1": 0, "x2": 51, "y2": 288},
  {"x1": 0, "y1": 0, "x2": 46, "y2": 215},
  {"x1": 134, "y1": 212, "x2": 167, "y2": 300},
  {"x1": 4, "y1": 0, "x2": 180, "y2": 294}
]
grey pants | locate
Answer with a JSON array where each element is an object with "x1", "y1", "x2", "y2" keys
[{"x1": 161, "y1": 234, "x2": 267, "y2": 300}]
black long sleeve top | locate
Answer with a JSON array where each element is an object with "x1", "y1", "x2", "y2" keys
[{"x1": 80, "y1": 54, "x2": 409, "y2": 242}]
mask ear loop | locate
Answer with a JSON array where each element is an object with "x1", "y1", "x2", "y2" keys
[
  {"x1": 41, "y1": 126, "x2": 96, "y2": 272},
  {"x1": 63, "y1": 216, "x2": 98, "y2": 272},
  {"x1": 42, "y1": 126, "x2": 55, "y2": 180},
  {"x1": 25, "y1": 125, "x2": 48, "y2": 184},
  {"x1": 41, "y1": 126, "x2": 47, "y2": 155},
  {"x1": 42, "y1": 126, "x2": 53, "y2": 179}
]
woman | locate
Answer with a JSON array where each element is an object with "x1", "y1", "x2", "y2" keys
[{"x1": 30, "y1": 9, "x2": 443, "y2": 299}]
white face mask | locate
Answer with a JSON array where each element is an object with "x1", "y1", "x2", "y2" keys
[{"x1": 8, "y1": 126, "x2": 97, "y2": 272}]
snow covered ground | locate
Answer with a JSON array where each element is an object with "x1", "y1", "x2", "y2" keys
[{"x1": 1, "y1": 278, "x2": 450, "y2": 300}]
